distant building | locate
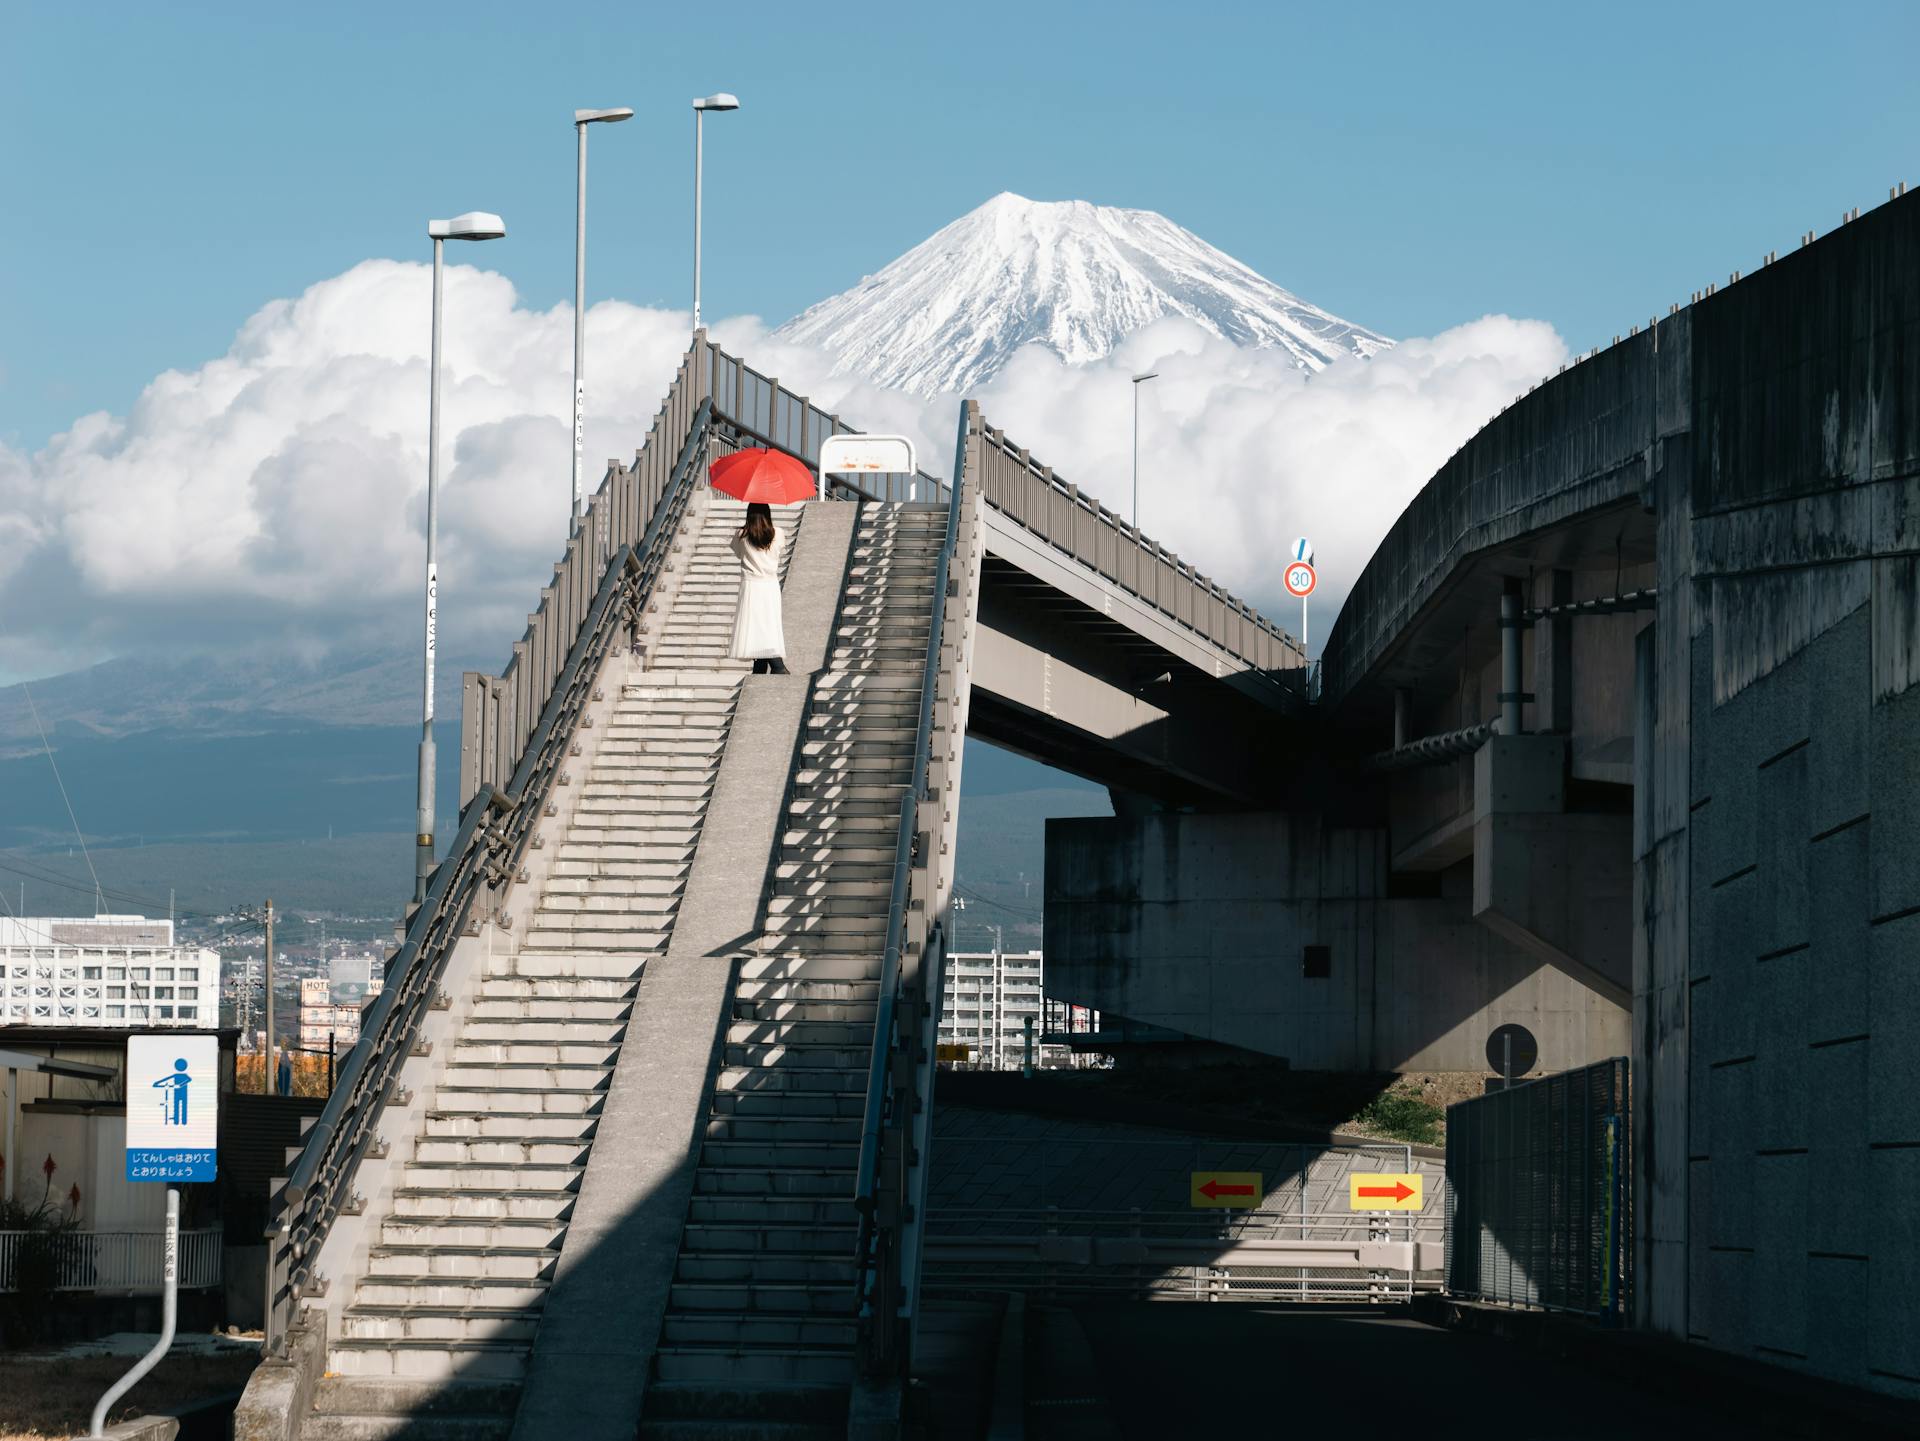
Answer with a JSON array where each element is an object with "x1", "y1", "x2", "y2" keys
[
  {"x1": 0, "y1": 915, "x2": 221, "y2": 1029},
  {"x1": 937, "y1": 950, "x2": 1097, "y2": 1070},
  {"x1": 299, "y1": 972, "x2": 382, "y2": 1051},
  {"x1": 329, "y1": 953, "x2": 376, "y2": 988}
]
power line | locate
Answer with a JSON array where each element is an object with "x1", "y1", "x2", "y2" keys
[{"x1": 21, "y1": 680, "x2": 103, "y2": 913}]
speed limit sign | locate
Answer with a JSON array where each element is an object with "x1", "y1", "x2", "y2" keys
[{"x1": 1284, "y1": 562, "x2": 1317, "y2": 598}]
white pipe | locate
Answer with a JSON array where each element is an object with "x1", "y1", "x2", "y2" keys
[{"x1": 90, "y1": 1189, "x2": 177, "y2": 1437}]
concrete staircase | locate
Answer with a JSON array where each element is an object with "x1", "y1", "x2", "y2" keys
[
  {"x1": 645, "y1": 503, "x2": 948, "y2": 1436},
  {"x1": 302, "y1": 507, "x2": 774, "y2": 1437}
]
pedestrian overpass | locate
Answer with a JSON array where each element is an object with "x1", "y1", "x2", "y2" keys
[{"x1": 239, "y1": 334, "x2": 1304, "y2": 1441}]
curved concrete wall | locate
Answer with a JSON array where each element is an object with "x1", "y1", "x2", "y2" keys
[{"x1": 1320, "y1": 188, "x2": 1920, "y2": 1397}]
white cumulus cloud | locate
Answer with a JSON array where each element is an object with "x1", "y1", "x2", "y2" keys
[{"x1": 0, "y1": 257, "x2": 1567, "y2": 684}]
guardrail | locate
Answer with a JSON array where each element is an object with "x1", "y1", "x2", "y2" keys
[
  {"x1": 265, "y1": 389, "x2": 716, "y2": 1355},
  {"x1": 0, "y1": 1228, "x2": 222, "y2": 1292},
  {"x1": 1445, "y1": 1057, "x2": 1629, "y2": 1318},
  {"x1": 970, "y1": 418, "x2": 1302, "y2": 678},
  {"x1": 700, "y1": 340, "x2": 945, "y2": 506},
  {"x1": 850, "y1": 406, "x2": 972, "y2": 1380}
]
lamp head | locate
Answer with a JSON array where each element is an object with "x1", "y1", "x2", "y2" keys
[
  {"x1": 1132, "y1": 371, "x2": 1159, "y2": 384},
  {"x1": 693, "y1": 93, "x2": 740, "y2": 112},
  {"x1": 575, "y1": 107, "x2": 635, "y2": 125},
  {"x1": 428, "y1": 212, "x2": 507, "y2": 241}
]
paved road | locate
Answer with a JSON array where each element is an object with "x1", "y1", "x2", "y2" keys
[{"x1": 1049, "y1": 1304, "x2": 1796, "y2": 1440}]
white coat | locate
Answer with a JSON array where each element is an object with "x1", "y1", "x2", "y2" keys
[{"x1": 729, "y1": 528, "x2": 787, "y2": 660}]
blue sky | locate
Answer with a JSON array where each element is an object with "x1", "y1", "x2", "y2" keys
[{"x1": 4, "y1": 0, "x2": 1916, "y2": 452}]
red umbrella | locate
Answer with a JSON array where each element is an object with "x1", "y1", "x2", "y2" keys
[{"x1": 708, "y1": 447, "x2": 815, "y2": 504}]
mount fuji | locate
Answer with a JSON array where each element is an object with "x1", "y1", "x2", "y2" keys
[{"x1": 775, "y1": 192, "x2": 1392, "y2": 398}]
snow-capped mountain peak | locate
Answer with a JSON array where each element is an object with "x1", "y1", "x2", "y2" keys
[{"x1": 774, "y1": 192, "x2": 1391, "y2": 397}]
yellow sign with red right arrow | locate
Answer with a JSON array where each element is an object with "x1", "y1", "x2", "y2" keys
[{"x1": 1348, "y1": 1173, "x2": 1424, "y2": 1211}]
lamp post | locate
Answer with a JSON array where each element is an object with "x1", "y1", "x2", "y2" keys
[
  {"x1": 571, "y1": 107, "x2": 633, "y2": 530},
  {"x1": 691, "y1": 93, "x2": 739, "y2": 332},
  {"x1": 416, "y1": 211, "x2": 507, "y2": 905},
  {"x1": 1130, "y1": 371, "x2": 1158, "y2": 529}
]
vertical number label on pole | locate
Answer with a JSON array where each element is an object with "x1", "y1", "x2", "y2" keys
[{"x1": 424, "y1": 564, "x2": 438, "y2": 723}]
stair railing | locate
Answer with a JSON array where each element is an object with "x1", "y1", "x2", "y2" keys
[
  {"x1": 850, "y1": 404, "x2": 970, "y2": 1378},
  {"x1": 261, "y1": 398, "x2": 713, "y2": 1356}
]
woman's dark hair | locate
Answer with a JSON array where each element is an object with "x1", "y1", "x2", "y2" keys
[{"x1": 744, "y1": 503, "x2": 775, "y2": 550}]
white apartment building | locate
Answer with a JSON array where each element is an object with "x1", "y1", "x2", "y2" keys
[
  {"x1": 937, "y1": 949, "x2": 1097, "y2": 1070},
  {"x1": 0, "y1": 915, "x2": 221, "y2": 1029}
]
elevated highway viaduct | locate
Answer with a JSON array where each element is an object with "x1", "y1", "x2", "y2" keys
[{"x1": 1045, "y1": 186, "x2": 1920, "y2": 1396}]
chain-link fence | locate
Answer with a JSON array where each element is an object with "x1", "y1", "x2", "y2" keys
[{"x1": 1444, "y1": 1057, "x2": 1629, "y2": 1318}]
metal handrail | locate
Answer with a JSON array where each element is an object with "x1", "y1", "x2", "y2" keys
[
  {"x1": 971, "y1": 419, "x2": 1301, "y2": 683},
  {"x1": 849, "y1": 407, "x2": 969, "y2": 1376},
  {"x1": 262, "y1": 403, "x2": 713, "y2": 1354}
]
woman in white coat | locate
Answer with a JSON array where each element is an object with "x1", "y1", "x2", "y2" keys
[{"x1": 730, "y1": 501, "x2": 788, "y2": 674}]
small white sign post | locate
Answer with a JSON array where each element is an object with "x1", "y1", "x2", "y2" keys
[
  {"x1": 90, "y1": 1036, "x2": 219, "y2": 1438},
  {"x1": 817, "y1": 434, "x2": 918, "y2": 501},
  {"x1": 1285, "y1": 545, "x2": 1318, "y2": 664}
]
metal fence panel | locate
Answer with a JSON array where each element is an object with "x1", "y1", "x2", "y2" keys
[
  {"x1": 0, "y1": 1228, "x2": 222, "y2": 1292},
  {"x1": 1444, "y1": 1057, "x2": 1628, "y2": 1318}
]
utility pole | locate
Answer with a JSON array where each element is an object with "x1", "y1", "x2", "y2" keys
[{"x1": 263, "y1": 899, "x2": 275, "y2": 1096}]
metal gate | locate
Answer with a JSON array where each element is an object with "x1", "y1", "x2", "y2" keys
[
  {"x1": 1444, "y1": 1057, "x2": 1629, "y2": 1317},
  {"x1": 922, "y1": 1133, "x2": 1444, "y2": 1303}
]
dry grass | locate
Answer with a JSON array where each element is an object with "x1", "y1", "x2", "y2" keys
[{"x1": 0, "y1": 1349, "x2": 257, "y2": 1441}]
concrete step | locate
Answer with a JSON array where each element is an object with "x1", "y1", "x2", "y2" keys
[
  {"x1": 391, "y1": 1188, "x2": 576, "y2": 1221},
  {"x1": 658, "y1": 1313, "x2": 856, "y2": 1349},
  {"x1": 306, "y1": 1379, "x2": 519, "y2": 1441},
  {"x1": 736, "y1": 955, "x2": 883, "y2": 984},
  {"x1": 428, "y1": 1112, "x2": 599, "y2": 1143},
  {"x1": 709, "y1": 1090, "x2": 867, "y2": 1119},
  {"x1": 638, "y1": 1380, "x2": 845, "y2": 1441},
  {"x1": 652, "y1": 1346, "x2": 853, "y2": 1387},
  {"x1": 476, "y1": 976, "x2": 640, "y2": 1002},
  {"x1": 763, "y1": 894, "x2": 889, "y2": 919},
  {"x1": 423, "y1": 1111, "x2": 600, "y2": 1141},
  {"x1": 325, "y1": 1340, "x2": 529, "y2": 1380},
  {"x1": 724, "y1": 1019, "x2": 873, "y2": 1047},
  {"x1": 667, "y1": 1281, "x2": 855, "y2": 1316},
  {"x1": 354, "y1": 1276, "x2": 548, "y2": 1310},
  {"x1": 339, "y1": 1306, "x2": 541, "y2": 1344},
  {"x1": 694, "y1": 1167, "x2": 854, "y2": 1200},
  {"x1": 378, "y1": 1215, "x2": 567, "y2": 1250},
  {"x1": 732, "y1": 998, "x2": 877, "y2": 1025},
  {"x1": 440, "y1": 1061, "x2": 612, "y2": 1091},
  {"x1": 365, "y1": 1246, "x2": 556, "y2": 1282},
  {"x1": 672, "y1": 1252, "x2": 857, "y2": 1286},
  {"x1": 459, "y1": 1018, "x2": 628, "y2": 1043},
  {"x1": 449, "y1": 1040, "x2": 620, "y2": 1067},
  {"x1": 702, "y1": 1114, "x2": 862, "y2": 1144},
  {"x1": 402, "y1": 1161, "x2": 585, "y2": 1191},
  {"x1": 519, "y1": 929, "x2": 674, "y2": 954},
  {"x1": 432, "y1": 1086, "x2": 605, "y2": 1116},
  {"x1": 716, "y1": 1066, "x2": 867, "y2": 1095},
  {"x1": 494, "y1": 952, "x2": 651, "y2": 980},
  {"x1": 723, "y1": 1041, "x2": 872, "y2": 1070},
  {"x1": 700, "y1": 1139, "x2": 857, "y2": 1170},
  {"x1": 679, "y1": 1221, "x2": 855, "y2": 1257},
  {"x1": 413, "y1": 1137, "x2": 593, "y2": 1166}
]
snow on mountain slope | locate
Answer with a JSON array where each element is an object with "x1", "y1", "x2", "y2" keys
[{"x1": 774, "y1": 192, "x2": 1392, "y2": 397}]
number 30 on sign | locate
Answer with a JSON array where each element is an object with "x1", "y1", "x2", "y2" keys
[{"x1": 1284, "y1": 562, "x2": 1316, "y2": 599}]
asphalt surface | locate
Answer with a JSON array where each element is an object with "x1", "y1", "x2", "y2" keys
[{"x1": 1050, "y1": 1304, "x2": 1807, "y2": 1441}]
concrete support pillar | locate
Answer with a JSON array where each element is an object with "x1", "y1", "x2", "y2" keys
[
  {"x1": 1499, "y1": 585, "x2": 1524, "y2": 736},
  {"x1": 1533, "y1": 569, "x2": 1574, "y2": 734}
]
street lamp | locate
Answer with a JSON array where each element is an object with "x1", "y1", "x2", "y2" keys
[
  {"x1": 416, "y1": 211, "x2": 506, "y2": 905},
  {"x1": 691, "y1": 93, "x2": 739, "y2": 332},
  {"x1": 571, "y1": 107, "x2": 633, "y2": 530},
  {"x1": 1131, "y1": 371, "x2": 1158, "y2": 530}
]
